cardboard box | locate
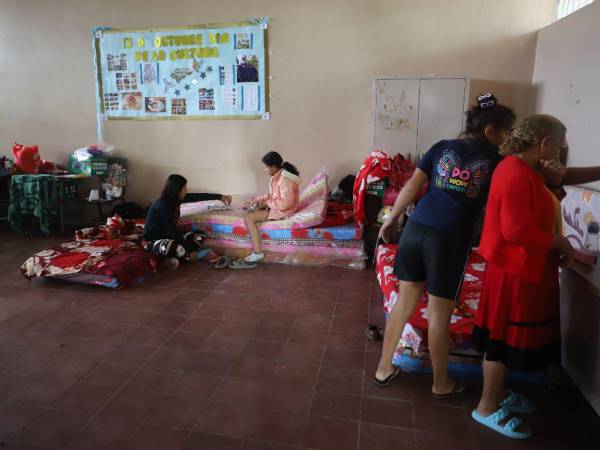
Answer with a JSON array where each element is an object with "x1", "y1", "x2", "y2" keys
[
  {"x1": 68, "y1": 155, "x2": 108, "y2": 176},
  {"x1": 367, "y1": 179, "x2": 387, "y2": 197}
]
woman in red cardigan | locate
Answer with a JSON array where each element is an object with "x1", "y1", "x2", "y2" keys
[{"x1": 471, "y1": 115, "x2": 576, "y2": 439}]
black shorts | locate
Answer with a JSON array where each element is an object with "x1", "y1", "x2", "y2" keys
[{"x1": 393, "y1": 219, "x2": 472, "y2": 300}]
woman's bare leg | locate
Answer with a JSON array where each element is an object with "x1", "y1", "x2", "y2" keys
[
  {"x1": 244, "y1": 210, "x2": 269, "y2": 253},
  {"x1": 375, "y1": 281, "x2": 425, "y2": 380}
]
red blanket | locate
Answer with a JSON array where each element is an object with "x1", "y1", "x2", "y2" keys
[
  {"x1": 21, "y1": 215, "x2": 157, "y2": 288},
  {"x1": 375, "y1": 243, "x2": 485, "y2": 354},
  {"x1": 353, "y1": 151, "x2": 391, "y2": 227},
  {"x1": 320, "y1": 202, "x2": 354, "y2": 227},
  {"x1": 383, "y1": 154, "x2": 428, "y2": 206}
]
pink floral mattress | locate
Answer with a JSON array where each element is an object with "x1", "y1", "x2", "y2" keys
[
  {"x1": 375, "y1": 244, "x2": 485, "y2": 356},
  {"x1": 179, "y1": 170, "x2": 328, "y2": 231}
]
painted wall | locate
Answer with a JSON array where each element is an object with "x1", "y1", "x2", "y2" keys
[
  {"x1": 533, "y1": 0, "x2": 600, "y2": 189},
  {"x1": 0, "y1": 0, "x2": 554, "y2": 204}
]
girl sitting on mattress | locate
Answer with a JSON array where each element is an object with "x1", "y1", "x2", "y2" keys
[
  {"x1": 142, "y1": 174, "x2": 232, "y2": 270},
  {"x1": 243, "y1": 151, "x2": 301, "y2": 263}
]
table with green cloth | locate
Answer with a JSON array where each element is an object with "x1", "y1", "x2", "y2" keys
[{"x1": 8, "y1": 174, "x2": 77, "y2": 235}]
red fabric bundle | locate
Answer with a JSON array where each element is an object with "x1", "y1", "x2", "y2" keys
[
  {"x1": 383, "y1": 154, "x2": 428, "y2": 206},
  {"x1": 352, "y1": 151, "x2": 391, "y2": 227},
  {"x1": 320, "y1": 202, "x2": 354, "y2": 227},
  {"x1": 12, "y1": 143, "x2": 42, "y2": 174}
]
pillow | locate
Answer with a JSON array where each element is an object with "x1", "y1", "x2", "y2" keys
[{"x1": 12, "y1": 143, "x2": 42, "y2": 174}]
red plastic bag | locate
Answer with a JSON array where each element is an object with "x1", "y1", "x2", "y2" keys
[{"x1": 12, "y1": 143, "x2": 41, "y2": 174}]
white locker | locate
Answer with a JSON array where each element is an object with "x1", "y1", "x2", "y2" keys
[{"x1": 372, "y1": 76, "x2": 469, "y2": 157}]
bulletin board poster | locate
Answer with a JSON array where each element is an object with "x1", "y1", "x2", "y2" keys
[{"x1": 93, "y1": 18, "x2": 269, "y2": 120}]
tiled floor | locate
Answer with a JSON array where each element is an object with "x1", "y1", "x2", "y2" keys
[{"x1": 0, "y1": 230, "x2": 599, "y2": 449}]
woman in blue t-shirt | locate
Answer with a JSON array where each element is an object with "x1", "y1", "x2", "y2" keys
[{"x1": 374, "y1": 94, "x2": 516, "y2": 398}]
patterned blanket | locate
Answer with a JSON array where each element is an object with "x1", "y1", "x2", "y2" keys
[
  {"x1": 21, "y1": 216, "x2": 157, "y2": 288},
  {"x1": 375, "y1": 243, "x2": 485, "y2": 356},
  {"x1": 9, "y1": 174, "x2": 75, "y2": 235}
]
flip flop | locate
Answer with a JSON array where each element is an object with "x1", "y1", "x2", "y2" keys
[
  {"x1": 471, "y1": 408, "x2": 532, "y2": 440},
  {"x1": 364, "y1": 324, "x2": 383, "y2": 341},
  {"x1": 432, "y1": 379, "x2": 468, "y2": 400},
  {"x1": 214, "y1": 256, "x2": 231, "y2": 270},
  {"x1": 500, "y1": 390, "x2": 536, "y2": 414},
  {"x1": 373, "y1": 366, "x2": 400, "y2": 386},
  {"x1": 228, "y1": 259, "x2": 257, "y2": 270}
]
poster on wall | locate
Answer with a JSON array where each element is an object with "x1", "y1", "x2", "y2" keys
[{"x1": 93, "y1": 18, "x2": 269, "y2": 120}]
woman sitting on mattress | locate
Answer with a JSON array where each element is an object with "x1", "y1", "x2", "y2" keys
[
  {"x1": 142, "y1": 174, "x2": 232, "y2": 270},
  {"x1": 243, "y1": 151, "x2": 301, "y2": 263}
]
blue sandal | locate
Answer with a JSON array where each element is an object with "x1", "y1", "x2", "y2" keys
[
  {"x1": 471, "y1": 408, "x2": 532, "y2": 440},
  {"x1": 500, "y1": 390, "x2": 536, "y2": 414}
]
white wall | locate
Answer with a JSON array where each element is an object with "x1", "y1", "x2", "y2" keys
[
  {"x1": 0, "y1": 0, "x2": 554, "y2": 205},
  {"x1": 534, "y1": 0, "x2": 600, "y2": 189}
]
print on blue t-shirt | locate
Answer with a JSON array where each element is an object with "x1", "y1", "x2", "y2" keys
[
  {"x1": 435, "y1": 149, "x2": 491, "y2": 198},
  {"x1": 410, "y1": 138, "x2": 502, "y2": 232}
]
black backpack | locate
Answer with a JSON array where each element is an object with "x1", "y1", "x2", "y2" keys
[{"x1": 111, "y1": 202, "x2": 147, "y2": 219}]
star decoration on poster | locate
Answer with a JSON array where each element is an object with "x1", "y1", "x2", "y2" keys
[
  {"x1": 206, "y1": 66, "x2": 213, "y2": 73},
  {"x1": 200, "y1": 72, "x2": 207, "y2": 79},
  {"x1": 184, "y1": 84, "x2": 191, "y2": 91},
  {"x1": 174, "y1": 89, "x2": 181, "y2": 96}
]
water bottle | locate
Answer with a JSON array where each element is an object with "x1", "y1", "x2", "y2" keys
[{"x1": 584, "y1": 221, "x2": 600, "y2": 253}]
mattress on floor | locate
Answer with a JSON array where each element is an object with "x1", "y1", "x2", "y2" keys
[
  {"x1": 376, "y1": 243, "x2": 548, "y2": 384},
  {"x1": 180, "y1": 196, "x2": 366, "y2": 269},
  {"x1": 375, "y1": 243, "x2": 485, "y2": 357},
  {"x1": 193, "y1": 222, "x2": 363, "y2": 241},
  {"x1": 21, "y1": 222, "x2": 157, "y2": 289},
  {"x1": 204, "y1": 229, "x2": 367, "y2": 269}
]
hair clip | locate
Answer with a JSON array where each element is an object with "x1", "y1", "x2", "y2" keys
[{"x1": 477, "y1": 93, "x2": 496, "y2": 109}]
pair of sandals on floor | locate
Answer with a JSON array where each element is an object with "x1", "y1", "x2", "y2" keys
[
  {"x1": 211, "y1": 251, "x2": 264, "y2": 269},
  {"x1": 374, "y1": 366, "x2": 534, "y2": 440},
  {"x1": 212, "y1": 256, "x2": 258, "y2": 270}
]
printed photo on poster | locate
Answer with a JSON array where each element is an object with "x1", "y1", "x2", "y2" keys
[
  {"x1": 171, "y1": 68, "x2": 193, "y2": 83},
  {"x1": 235, "y1": 33, "x2": 253, "y2": 49},
  {"x1": 145, "y1": 97, "x2": 166, "y2": 113},
  {"x1": 171, "y1": 99, "x2": 187, "y2": 115},
  {"x1": 241, "y1": 85, "x2": 259, "y2": 112},
  {"x1": 103, "y1": 93, "x2": 120, "y2": 111},
  {"x1": 122, "y1": 92, "x2": 142, "y2": 110},
  {"x1": 142, "y1": 63, "x2": 158, "y2": 84},
  {"x1": 219, "y1": 65, "x2": 234, "y2": 86},
  {"x1": 198, "y1": 88, "x2": 215, "y2": 111},
  {"x1": 116, "y1": 73, "x2": 138, "y2": 90},
  {"x1": 107, "y1": 54, "x2": 128, "y2": 71},
  {"x1": 221, "y1": 87, "x2": 238, "y2": 108},
  {"x1": 236, "y1": 55, "x2": 259, "y2": 83}
]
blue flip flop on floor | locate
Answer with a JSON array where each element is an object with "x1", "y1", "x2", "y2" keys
[
  {"x1": 471, "y1": 408, "x2": 532, "y2": 440},
  {"x1": 500, "y1": 390, "x2": 536, "y2": 414}
]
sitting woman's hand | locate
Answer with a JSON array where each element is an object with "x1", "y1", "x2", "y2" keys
[{"x1": 221, "y1": 195, "x2": 233, "y2": 206}]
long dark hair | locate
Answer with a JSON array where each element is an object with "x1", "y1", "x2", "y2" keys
[
  {"x1": 464, "y1": 93, "x2": 515, "y2": 138},
  {"x1": 262, "y1": 151, "x2": 300, "y2": 176},
  {"x1": 160, "y1": 174, "x2": 187, "y2": 205}
]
